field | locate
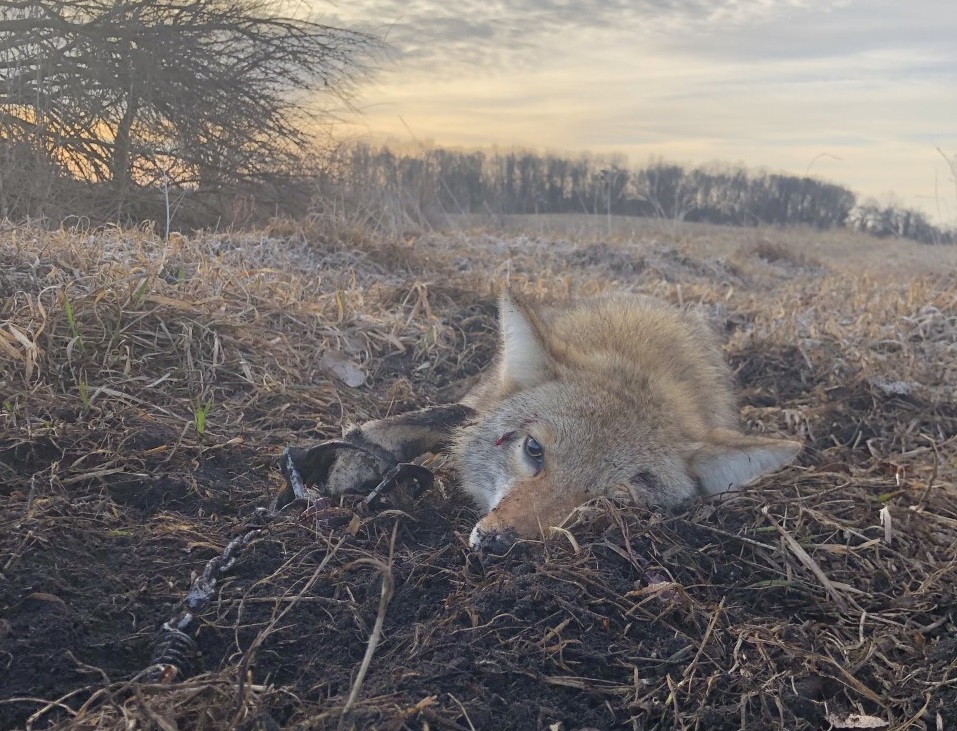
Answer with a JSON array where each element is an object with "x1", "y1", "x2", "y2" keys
[{"x1": 2, "y1": 216, "x2": 957, "y2": 730}]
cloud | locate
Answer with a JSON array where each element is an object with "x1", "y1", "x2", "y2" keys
[
  {"x1": 330, "y1": 0, "x2": 957, "y2": 220},
  {"x1": 335, "y1": 0, "x2": 955, "y2": 75},
  {"x1": 336, "y1": 0, "x2": 852, "y2": 72}
]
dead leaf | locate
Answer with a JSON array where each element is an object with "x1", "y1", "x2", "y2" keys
[
  {"x1": 24, "y1": 592, "x2": 67, "y2": 607},
  {"x1": 868, "y1": 376, "x2": 917, "y2": 397},
  {"x1": 825, "y1": 712, "x2": 889, "y2": 728},
  {"x1": 321, "y1": 350, "x2": 366, "y2": 388}
]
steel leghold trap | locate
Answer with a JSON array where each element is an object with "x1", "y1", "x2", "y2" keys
[{"x1": 146, "y1": 440, "x2": 434, "y2": 683}]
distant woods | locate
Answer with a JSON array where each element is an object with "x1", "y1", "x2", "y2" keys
[
  {"x1": 326, "y1": 145, "x2": 955, "y2": 245},
  {"x1": 0, "y1": 0, "x2": 382, "y2": 225},
  {"x1": 0, "y1": 1, "x2": 952, "y2": 245}
]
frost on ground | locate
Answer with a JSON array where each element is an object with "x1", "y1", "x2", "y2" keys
[{"x1": 1, "y1": 220, "x2": 956, "y2": 730}]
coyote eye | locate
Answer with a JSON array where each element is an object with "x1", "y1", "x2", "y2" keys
[{"x1": 523, "y1": 435, "x2": 544, "y2": 471}]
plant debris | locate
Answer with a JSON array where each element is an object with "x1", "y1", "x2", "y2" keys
[{"x1": 1, "y1": 221, "x2": 956, "y2": 730}]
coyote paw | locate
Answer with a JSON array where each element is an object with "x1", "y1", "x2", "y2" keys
[
  {"x1": 325, "y1": 448, "x2": 382, "y2": 495},
  {"x1": 279, "y1": 430, "x2": 437, "y2": 516},
  {"x1": 278, "y1": 438, "x2": 393, "y2": 508}
]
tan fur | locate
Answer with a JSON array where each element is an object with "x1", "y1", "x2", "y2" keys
[{"x1": 323, "y1": 289, "x2": 802, "y2": 550}]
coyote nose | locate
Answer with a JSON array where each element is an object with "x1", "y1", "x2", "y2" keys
[{"x1": 468, "y1": 523, "x2": 517, "y2": 553}]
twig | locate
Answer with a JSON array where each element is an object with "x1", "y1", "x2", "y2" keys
[
  {"x1": 232, "y1": 535, "x2": 345, "y2": 722},
  {"x1": 448, "y1": 693, "x2": 478, "y2": 731},
  {"x1": 761, "y1": 506, "x2": 854, "y2": 613},
  {"x1": 338, "y1": 523, "x2": 398, "y2": 728},
  {"x1": 915, "y1": 435, "x2": 940, "y2": 510},
  {"x1": 682, "y1": 596, "x2": 725, "y2": 682}
]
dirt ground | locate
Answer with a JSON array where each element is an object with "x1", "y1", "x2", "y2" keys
[{"x1": 2, "y1": 219, "x2": 956, "y2": 730}]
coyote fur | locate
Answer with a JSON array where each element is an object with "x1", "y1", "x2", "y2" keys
[{"x1": 309, "y1": 290, "x2": 801, "y2": 550}]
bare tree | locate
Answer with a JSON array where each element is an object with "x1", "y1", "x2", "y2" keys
[{"x1": 0, "y1": 0, "x2": 382, "y2": 222}]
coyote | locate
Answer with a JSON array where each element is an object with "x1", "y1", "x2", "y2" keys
[{"x1": 293, "y1": 290, "x2": 801, "y2": 550}]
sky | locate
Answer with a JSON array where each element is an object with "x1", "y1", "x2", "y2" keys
[{"x1": 325, "y1": 0, "x2": 957, "y2": 223}]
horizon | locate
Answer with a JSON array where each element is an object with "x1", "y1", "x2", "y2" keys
[{"x1": 326, "y1": 0, "x2": 957, "y2": 225}]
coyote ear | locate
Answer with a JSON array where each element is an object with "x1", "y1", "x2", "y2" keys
[
  {"x1": 499, "y1": 289, "x2": 551, "y2": 389},
  {"x1": 690, "y1": 429, "x2": 801, "y2": 495}
]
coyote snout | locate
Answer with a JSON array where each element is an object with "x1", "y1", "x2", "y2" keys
[{"x1": 300, "y1": 288, "x2": 802, "y2": 550}]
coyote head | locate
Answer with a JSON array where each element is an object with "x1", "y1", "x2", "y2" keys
[{"x1": 457, "y1": 291, "x2": 801, "y2": 550}]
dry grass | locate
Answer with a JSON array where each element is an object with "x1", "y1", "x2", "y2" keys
[
  {"x1": 461, "y1": 213, "x2": 957, "y2": 277},
  {"x1": 1, "y1": 217, "x2": 956, "y2": 730}
]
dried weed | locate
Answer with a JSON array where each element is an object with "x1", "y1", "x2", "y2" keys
[{"x1": 1, "y1": 220, "x2": 955, "y2": 730}]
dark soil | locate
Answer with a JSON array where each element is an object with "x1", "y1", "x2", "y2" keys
[
  {"x1": 4, "y1": 397, "x2": 957, "y2": 730},
  {"x1": 3, "y1": 228, "x2": 957, "y2": 731}
]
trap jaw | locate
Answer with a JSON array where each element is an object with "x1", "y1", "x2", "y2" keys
[{"x1": 146, "y1": 441, "x2": 436, "y2": 684}]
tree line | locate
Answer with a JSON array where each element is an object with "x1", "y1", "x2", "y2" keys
[
  {"x1": 1, "y1": 0, "x2": 952, "y2": 243},
  {"x1": 325, "y1": 144, "x2": 954, "y2": 245}
]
